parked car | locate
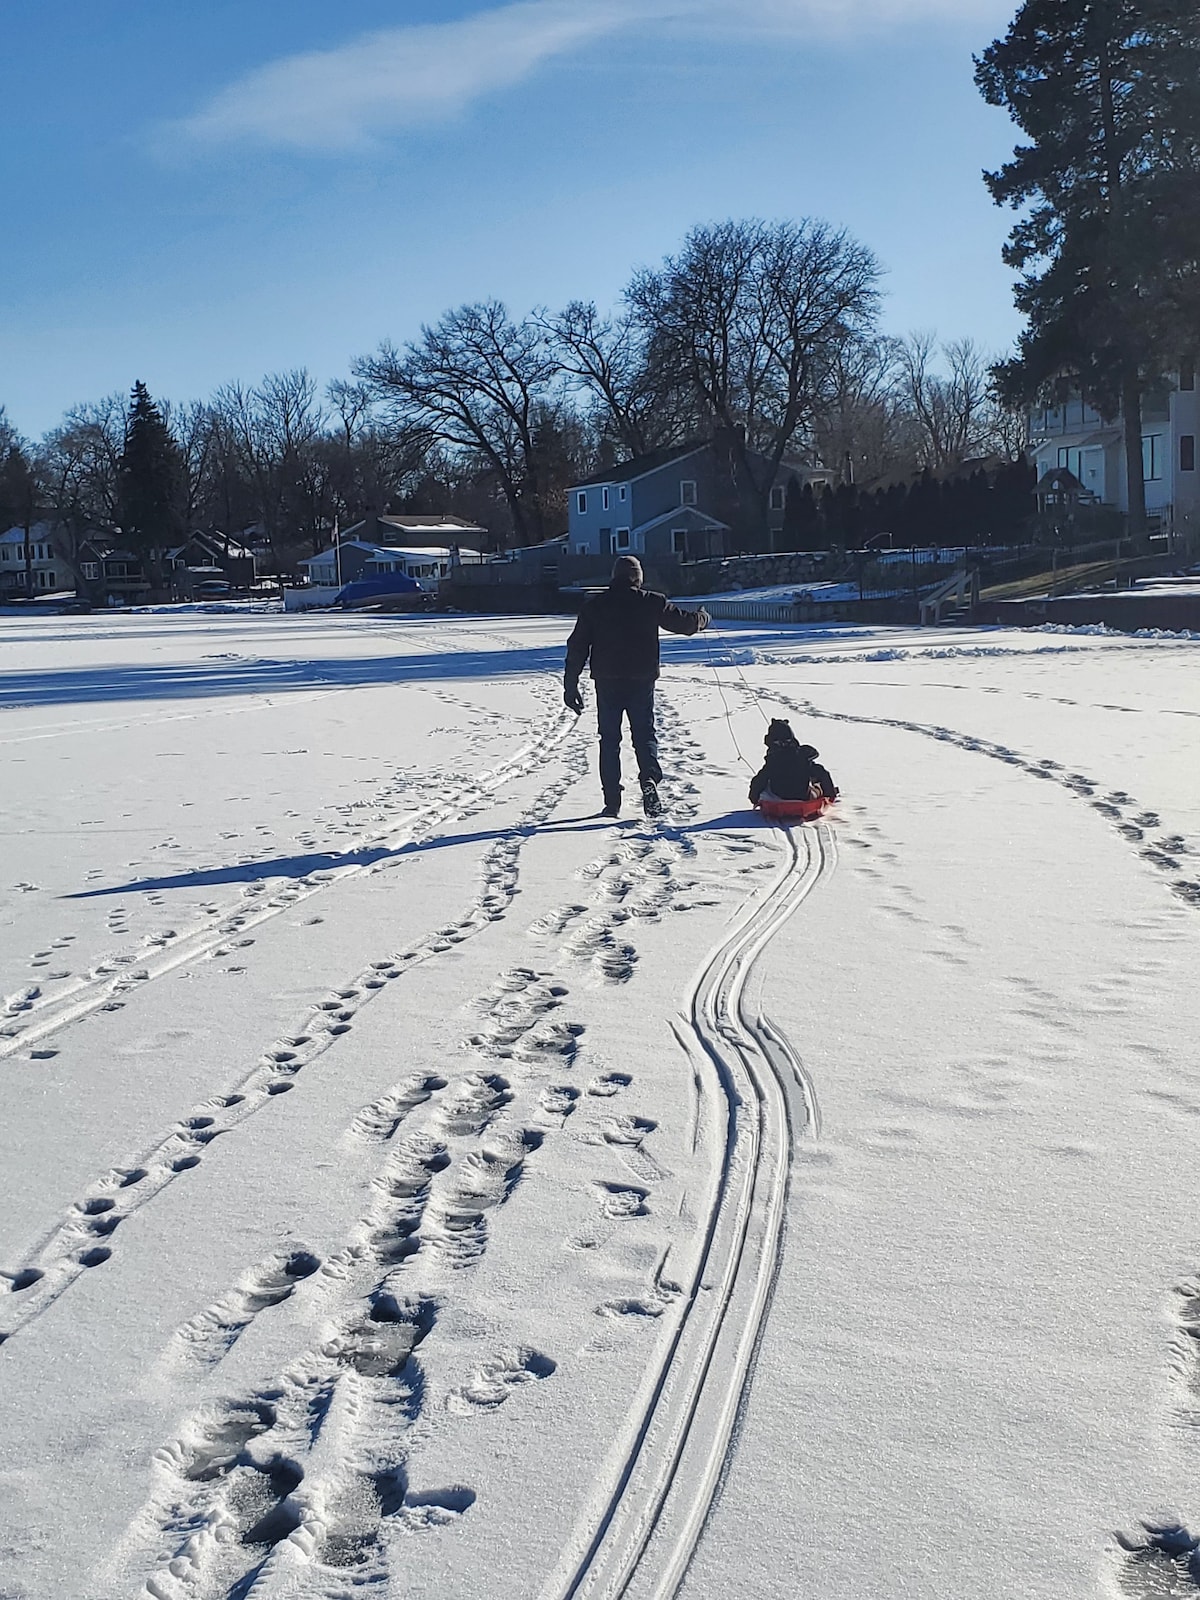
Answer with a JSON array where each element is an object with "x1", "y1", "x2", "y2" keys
[{"x1": 196, "y1": 579, "x2": 233, "y2": 598}]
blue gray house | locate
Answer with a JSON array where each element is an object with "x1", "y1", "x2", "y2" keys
[{"x1": 567, "y1": 440, "x2": 831, "y2": 562}]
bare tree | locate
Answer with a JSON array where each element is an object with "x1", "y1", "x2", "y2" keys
[
  {"x1": 357, "y1": 302, "x2": 564, "y2": 547},
  {"x1": 896, "y1": 333, "x2": 1013, "y2": 472},
  {"x1": 627, "y1": 219, "x2": 881, "y2": 542},
  {"x1": 323, "y1": 379, "x2": 430, "y2": 528},
  {"x1": 537, "y1": 301, "x2": 692, "y2": 459},
  {"x1": 37, "y1": 394, "x2": 126, "y2": 579},
  {"x1": 808, "y1": 336, "x2": 923, "y2": 487}
]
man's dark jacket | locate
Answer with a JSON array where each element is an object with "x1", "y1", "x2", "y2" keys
[{"x1": 565, "y1": 584, "x2": 704, "y2": 685}]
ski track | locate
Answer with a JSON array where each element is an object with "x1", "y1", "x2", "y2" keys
[
  {"x1": 0, "y1": 715, "x2": 589, "y2": 1345},
  {"x1": 103, "y1": 694, "x2": 776, "y2": 1597},
  {"x1": 547, "y1": 810, "x2": 833, "y2": 1600}
]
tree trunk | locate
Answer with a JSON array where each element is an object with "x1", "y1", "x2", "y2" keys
[{"x1": 1121, "y1": 371, "x2": 1147, "y2": 545}]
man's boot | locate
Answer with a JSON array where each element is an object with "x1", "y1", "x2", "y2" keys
[{"x1": 641, "y1": 780, "x2": 663, "y2": 818}]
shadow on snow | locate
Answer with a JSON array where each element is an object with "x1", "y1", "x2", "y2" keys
[{"x1": 63, "y1": 810, "x2": 764, "y2": 899}]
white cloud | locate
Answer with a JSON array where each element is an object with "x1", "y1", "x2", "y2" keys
[{"x1": 174, "y1": 0, "x2": 1009, "y2": 153}]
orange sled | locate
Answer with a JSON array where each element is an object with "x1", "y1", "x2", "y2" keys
[{"x1": 755, "y1": 794, "x2": 834, "y2": 823}]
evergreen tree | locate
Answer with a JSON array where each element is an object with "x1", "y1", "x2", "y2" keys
[
  {"x1": 0, "y1": 441, "x2": 38, "y2": 593},
  {"x1": 976, "y1": 1, "x2": 1200, "y2": 538},
  {"x1": 117, "y1": 382, "x2": 184, "y2": 585},
  {"x1": 782, "y1": 476, "x2": 823, "y2": 552}
]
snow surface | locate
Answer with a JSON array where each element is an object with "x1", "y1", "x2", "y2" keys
[{"x1": 1, "y1": 609, "x2": 1199, "y2": 1600}]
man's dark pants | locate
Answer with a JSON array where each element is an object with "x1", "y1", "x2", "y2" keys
[{"x1": 594, "y1": 678, "x2": 662, "y2": 804}]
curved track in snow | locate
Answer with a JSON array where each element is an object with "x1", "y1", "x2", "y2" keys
[{"x1": 548, "y1": 821, "x2": 835, "y2": 1600}]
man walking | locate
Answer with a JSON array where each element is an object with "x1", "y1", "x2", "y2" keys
[{"x1": 563, "y1": 555, "x2": 709, "y2": 817}]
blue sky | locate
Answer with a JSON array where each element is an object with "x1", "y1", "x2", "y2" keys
[{"x1": 2, "y1": 0, "x2": 1023, "y2": 437}]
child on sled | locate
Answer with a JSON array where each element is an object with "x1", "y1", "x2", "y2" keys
[{"x1": 748, "y1": 719, "x2": 838, "y2": 818}]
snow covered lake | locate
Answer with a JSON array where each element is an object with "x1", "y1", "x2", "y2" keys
[{"x1": 1, "y1": 608, "x2": 1198, "y2": 1600}]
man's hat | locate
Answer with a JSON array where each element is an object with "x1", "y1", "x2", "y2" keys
[{"x1": 611, "y1": 556, "x2": 643, "y2": 586}]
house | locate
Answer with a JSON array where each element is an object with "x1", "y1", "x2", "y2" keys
[
  {"x1": 299, "y1": 541, "x2": 482, "y2": 588},
  {"x1": 76, "y1": 540, "x2": 151, "y2": 606},
  {"x1": 339, "y1": 514, "x2": 488, "y2": 550},
  {"x1": 0, "y1": 523, "x2": 74, "y2": 598},
  {"x1": 165, "y1": 531, "x2": 257, "y2": 597},
  {"x1": 1028, "y1": 370, "x2": 1199, "y2": 534},
  {"x1": 566, "y1": 439, "x2": 831, "y2": 563}
]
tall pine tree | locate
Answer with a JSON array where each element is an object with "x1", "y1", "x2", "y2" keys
[
  {"x1": 976, "y1": 1, "x2": 1200, "y2": 537},
  {"x1": 117, "y1": 382, "x2": 184, "y2": 592}
]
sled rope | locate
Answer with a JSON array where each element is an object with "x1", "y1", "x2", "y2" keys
[{"x1": 702, "y1": 621, "x2": 758, "y2": 770}]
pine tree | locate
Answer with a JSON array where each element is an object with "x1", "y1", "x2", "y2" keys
[
  {"x1": 976, "y1": 1, "x2": 1200, "y2": 538},
  {"x1": 0, "y1": 442, "x2": 38, "y2": 594},
  {"x1": 117, "y1": 382, "x2": 184, "y2": 590}
]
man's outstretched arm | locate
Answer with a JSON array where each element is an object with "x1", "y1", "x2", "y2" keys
[{"x1": 658, "y1": 600, "x2": 710, "y2": 637}]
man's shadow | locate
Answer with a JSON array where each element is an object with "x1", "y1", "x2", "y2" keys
[{"x1": 63, "y1": 810, "x2": 762, "y2": 899}]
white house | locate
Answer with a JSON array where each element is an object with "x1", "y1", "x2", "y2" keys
[
  {"x1": 299, "y1": 541, "x2": 482, "y2": 587},
  {"x1": 0, "y1": 523, "x2": 74, "y2": 598},
  {"x1": 1028, "y1": 369, "x2": 1199, "y2": 534}
]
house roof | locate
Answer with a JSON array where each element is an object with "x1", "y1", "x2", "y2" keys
[
  {"x1": 0, "y1": 522, "x2": 55, "y2": 544},
  {"x1": 633, "y1": 506, "x2": 731, "y2": 537},
  {"x1": 301, "y1": 541, "x2": 479, "y2": 566},
  {"x1": 300, "y1": 541, "x2": 390, "y2": 565},
  {"x1": 344, "y1": 515, "x2": 486, "y2": 540},
  {"x1": 571, "y1": 441, "x2": 707, "y2": 490},
  {"x1": 1038, "y1": 467, "x2": 1085, "y2": 491}
]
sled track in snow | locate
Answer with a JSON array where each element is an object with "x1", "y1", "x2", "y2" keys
[{"x1": 549, "y1": 821, "x2": 834, "y2": 1600}]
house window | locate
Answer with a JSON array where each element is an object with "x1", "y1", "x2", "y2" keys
[
  {"x1": 680, "y1": 480, "x2": 697, "y2": 506},
  {"x1": 615, "y1": 528, "x2": 631, "y2": 550},
  {"x1": 769, "y1": 485, "x2": 786, "y2": 512},
  {"x1": 1142, "y1": 434, "x2": 1165, "y2": 481},
  {"x1": 577, "y1": 492, "x2": 587, "y2": 515},
  {"x1": 1181, "y1": 368, "x2": 1195, "y2": 392},
  {"x1": 47, "y1": 572, "x2": 55, "y2": 588},
  {"x1": 1057, "y1": 446, "x2": 1085, "y2": 478},
  {"x1": 82, "y1": 562, "x2": 100, "y2": 580},
  {"x1": 671, "y1": 529, "x2": 687, "y2": 555},
  {"x1": 619, "y1": 484, "x2": 627, "y2": 501},
  {"x1": 1182, "y1": 435, "x2": 1196, "y2": 473},
  {"x1": 576, "y1": 543, "x2": 588, "y2": 555},
  {"x1": 602, "y1": 487, "x2": 610, "y2": 511},
  {"x1": 0, "y1": 547, "x2": 8, "y2": 561}
]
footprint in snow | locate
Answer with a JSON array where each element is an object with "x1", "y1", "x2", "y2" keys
[
  {"x1": 446, "y1": 1348, "x2": 555, "y2": 1415},
  {"x1": 173, "y1": 1248, "x2": 320, "y2": 1366}
]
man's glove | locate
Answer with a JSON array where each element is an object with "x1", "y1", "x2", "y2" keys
[
  {"x1": 695, "y1": 607, "x2": 710, "y2": 632},
  {"x1": 564, "y1": 682, "x2": 584, "y2": 715}
]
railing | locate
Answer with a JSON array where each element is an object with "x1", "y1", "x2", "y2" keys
[
  {"x1": 920, "y1": 568, "x2": 979, "y2": 626},
  {"x1": 701, "y1": 599, "x2": 800, "y2": 624}
]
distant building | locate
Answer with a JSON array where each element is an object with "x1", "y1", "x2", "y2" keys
[
  {"x1": 567, "y1": 440, "x2": 831, "y2": 562},
  {"x1": 1028, "y1": 370, "x2": 1199, "y2": 533},
  {"x1": 77, "y1": 540, "x2": 151, "y2": 606},
  {"x1": 0, "y1": 523, "x2": 74, "y2": 598},
  {"x1": 165, "y1": 531, "x2": 257, "y2": 597},
  {"x1": 299, "y1": 540, "x2": 482, "y2": 588},
  {"x1": 340, "y1": 514, "x2": 487, "y2": 550}
]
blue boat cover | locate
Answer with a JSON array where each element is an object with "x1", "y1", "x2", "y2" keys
[{"x1": 333, "y1": 573, "x2": 422, "y2": 606}]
